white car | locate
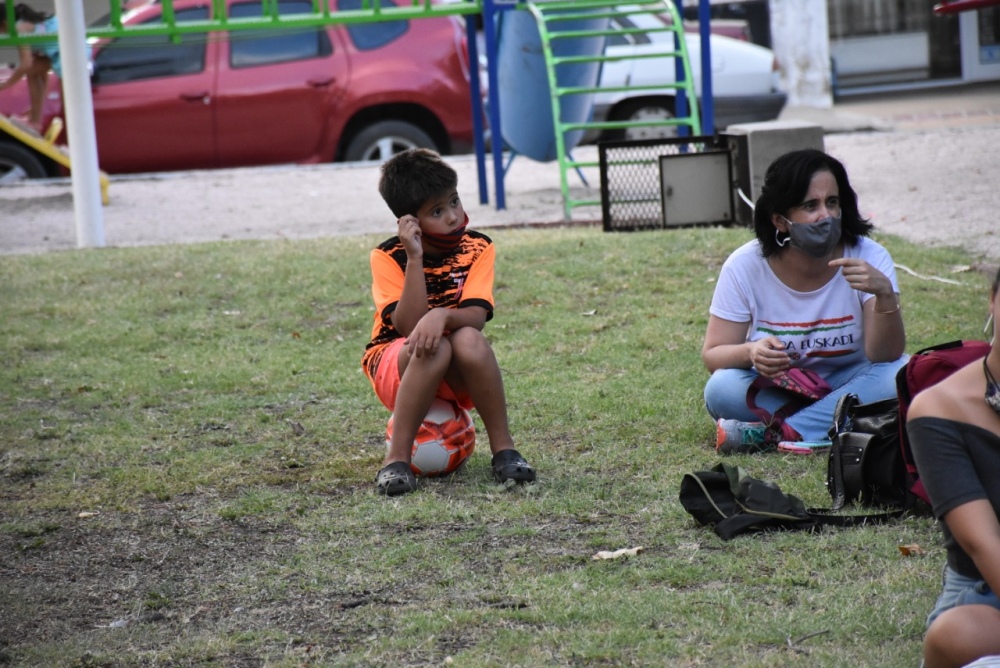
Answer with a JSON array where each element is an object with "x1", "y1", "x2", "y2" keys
[{"x1": 593, "y1": 8, "x2": 786, "y2": 140}]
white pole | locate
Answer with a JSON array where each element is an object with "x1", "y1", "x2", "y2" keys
[
  {"x1": 769, "y1": 0, "x2": 833, "y2": 109},
  {"x1": 54, "y1": 0, "x2": 104, "y2": 248}
]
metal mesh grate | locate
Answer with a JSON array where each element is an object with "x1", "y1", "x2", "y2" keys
[{"x1": 599, "y1": 135, "x2": 731, "y2": 232}]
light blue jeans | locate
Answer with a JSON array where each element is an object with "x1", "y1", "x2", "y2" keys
[
  {"x1": 703, "y1": 356, "x2": 908, "y2": 442},
  {"x1": 927, "y1": 565, "x2": 1000, "y2": 628}
]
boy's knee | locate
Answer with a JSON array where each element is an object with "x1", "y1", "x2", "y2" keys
[
  {"x1": 449, "y1": 325, "x2": 488, "y2": 348},
  {"x1": 448, "y1": 327, "x2": 497, "y2": 365}
]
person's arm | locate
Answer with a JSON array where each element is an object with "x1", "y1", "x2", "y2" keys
[
  {"x1": 861, "y1": 289, "x2": 905, "y2": 362},
  {"x1": 701, "y1": 315, "x2": 789, "y2": 378},
  {"x1": 402, "y1": 305, "x2": 487, "y2": 359},
  {"x1": 943, "y1": 500, "x2": 1000, "y2": 596},
  {"x1": 390, "y1": 215, "x2": 429, "y2": 336},
  {"x1": 829, "y1": 256, "x2": 905, "y2": 362},
  {"x1": 0, "y1": 46, "x2": 33, "y2": 91}
]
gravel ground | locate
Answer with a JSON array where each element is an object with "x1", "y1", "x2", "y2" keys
[{"x1": 2, "y1": 85, "x2": 999, "y2": 262}]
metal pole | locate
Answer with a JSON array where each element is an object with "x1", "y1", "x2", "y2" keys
[
  {"x1": 481, "y1": 0, "x2": 506, "y2": 210},
  {"x1": 672, "y1": 0, "x2": 689, "y2": 137},
  {"x1": 698, "y1": 0, "x2": 714, "y2": 134},
  {"x1": 465, "y1": 13, "x2": 489, "y2": 205},
  {"x1": 54, "y1": 0, "x2": 104, "y2": 248}
]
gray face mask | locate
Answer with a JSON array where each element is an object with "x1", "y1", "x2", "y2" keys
[{"x1": 777, "y1": 216, "x2": 842, "y2": 258}]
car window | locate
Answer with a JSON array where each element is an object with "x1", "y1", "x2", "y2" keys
[
  {"x1": 337, "y1": 0, "x2": 407, "y2": 50},
  {"x1": 229, "y1": 1, "x2": 332, "y2": 68},
  {"x1": 92, "y1": 7, "x2": 209, "y2": 84}
]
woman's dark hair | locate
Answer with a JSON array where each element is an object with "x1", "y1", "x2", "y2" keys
[
  {"x1": 1, "y1": 2, "x2": 51, "y2": 27},
  {"x1": 752, "y1": 148, "x2": 872, "y2": 258}
]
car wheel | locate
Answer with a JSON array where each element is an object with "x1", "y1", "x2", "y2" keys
[
  {"x1": 343, "y1": 120, "x2": 438, "y2": 162},
  {"x1": 608, "y1": 99, "x2": 680, "y2": 141},
  {"x1": 0, "y1": 141, "x2": 49, "y2": 184}
]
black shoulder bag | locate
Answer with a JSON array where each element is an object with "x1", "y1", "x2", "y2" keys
[{"x1": 826, "y1": 393, "x2": 911, "y2": 512}]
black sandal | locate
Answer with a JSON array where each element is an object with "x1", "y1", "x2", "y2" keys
[
  {"x1": 491, "y1": 449, "x2": 536, "y2": 484},
  {"x1": 375, "y1": 461, "x2": 417, "y2": 496}
]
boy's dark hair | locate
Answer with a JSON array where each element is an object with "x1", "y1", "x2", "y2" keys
[
  {"x1": 378, "y1": 148, "x2": 458, "y2": 219},
  {"x1": 753, "y1": 148, "x2": 872, "y2": 258}
]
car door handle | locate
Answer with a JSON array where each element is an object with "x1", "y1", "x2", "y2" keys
[
  {"x1": 180, "y1": 92, "x2": 211, "y2": 105},
  {"x1": 307, "y1": 77, "x2": 335, "y2": 88}
]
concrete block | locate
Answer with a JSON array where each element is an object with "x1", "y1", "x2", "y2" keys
[{"x1": 722, "y1": 120, "x2": 825, "y2": 226}]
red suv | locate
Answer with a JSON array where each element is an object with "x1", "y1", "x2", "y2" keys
[{"x1": 0, "y1": 0, "x2": 475, "y2": 178}]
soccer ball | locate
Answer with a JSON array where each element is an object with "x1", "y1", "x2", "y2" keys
[{"x1": 385, "y1": 398, "x2": 476, "y2": 477}]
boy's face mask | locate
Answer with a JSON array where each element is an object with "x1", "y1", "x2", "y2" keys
[
  {"x1": 422, "y1": 214, "x2": 469, "y2": 251},
  {"x1": 778, "y1": 215, "x2": 842, "y2": 258}
]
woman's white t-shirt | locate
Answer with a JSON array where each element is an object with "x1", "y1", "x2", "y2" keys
[{"x1": 709, "y1": 237, "x2": 899, "y2": 376}]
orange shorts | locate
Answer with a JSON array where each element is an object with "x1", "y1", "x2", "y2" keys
[{"x1": 371, "y1": 337, "x2": 474, "y2": 412}]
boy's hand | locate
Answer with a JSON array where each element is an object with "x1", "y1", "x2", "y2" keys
[
  {"x1": 405, "y1": 308, "x2": 448, "y2": 358},
  {"x1": 398, "y1": 215, "x2": 422, "y2": 258}
]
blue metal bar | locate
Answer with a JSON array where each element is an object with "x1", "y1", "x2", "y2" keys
[
  {"x1": 672, "y1": 0, "x2": 689, "y2": 138},
  {"x1": 698, "y1": 0, "x2": 714, "y2": 134},
  {"x1": 481, "y1": 0, "x2": 508, "y2": 210},
  {"x1": 465, "y1": 13, "x2": 488, "y2": 206}
]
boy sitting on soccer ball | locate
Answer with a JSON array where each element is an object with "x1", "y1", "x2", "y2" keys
[{"x1": 361, "y1": 148, "x2": 536, "y2": 496}]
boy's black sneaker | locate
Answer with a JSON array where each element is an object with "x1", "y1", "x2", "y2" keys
[{"x1": 491, "y1": 449, "x2": 536, "y2": 484}]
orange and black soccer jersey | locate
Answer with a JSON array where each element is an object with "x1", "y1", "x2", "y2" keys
[{"x1": 361, "y1": 229, "x2": 496, "y2": 382}]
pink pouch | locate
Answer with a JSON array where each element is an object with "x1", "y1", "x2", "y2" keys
[
  {"x1": 746, "y1": 368, "x2": 833, "y2": 429},
  {"x1": 768, "y1": 368, "x2": 832, "y2": 401}
]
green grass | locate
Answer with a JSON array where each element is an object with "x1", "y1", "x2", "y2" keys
[{"x1": 0, "y1": 225, "x2": 993, "y2": 667}]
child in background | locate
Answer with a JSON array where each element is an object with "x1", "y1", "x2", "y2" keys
[
  {"x1": 0, "y1": 2, "x2": 62, "y2": 132},
  {"x1": 361, "y1": 148, "x2": 536, "y2": 496}
]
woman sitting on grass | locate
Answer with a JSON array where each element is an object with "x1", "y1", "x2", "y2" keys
[
  {"x1": 908, "y1": 267, "x2": 1000, "y2": 668},
  {"x1": 701, "y1": 148, "x2": 907, "y2": 455}
]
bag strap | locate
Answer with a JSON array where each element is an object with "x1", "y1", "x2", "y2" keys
[{"x1": 804, "y1": 506, "x2": 905, "y2": 526}]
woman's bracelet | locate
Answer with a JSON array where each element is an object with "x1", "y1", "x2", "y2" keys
[{"x1": 874, "y1": 302, "x2": 901, "y2": 315}]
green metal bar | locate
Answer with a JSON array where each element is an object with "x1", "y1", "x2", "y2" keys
[
  {"x1": 556, "y1": 82, "x2": 686, "y2": 96},
  {"x1": 552, "y1": 49, "x2": 683, "y2": 66},
  {"x1": 562, "y1": 117, "x2": 697, "y2": 132},
  {"x1": 528, "y1": 0, "x2": 700, "y2": 218},
  {"x1": 548, "y1": 25, "x2": 679, "y2": 41},
  {"x1": 0, "y1": 0, "x2": 493, "y2": 46},
  {"x1": 527, "y1": 1, "x2": 574, "y2": 219}
]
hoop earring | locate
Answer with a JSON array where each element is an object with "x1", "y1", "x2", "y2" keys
[{"x1": 775, "y1": 228, "x2": 789, "y2": 247}]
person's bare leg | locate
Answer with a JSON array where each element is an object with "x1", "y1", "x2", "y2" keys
[
  {"x1": 444, "y1": 327, "x2": 514, "y2": 454},
  {"x1": 445, "y1": 327, "x2": 534, "y2": 483},
  {"x1": 924, "y1": 605, "x2": 1000, "y2": 668},
  {"x1": 26, "y1": 58, "x2": 50, "y2": 125},
  {"x1": 383, "y1": 337, "x2": 452, "y2": 466}
]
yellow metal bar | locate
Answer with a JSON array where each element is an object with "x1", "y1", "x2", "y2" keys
[{"x1": 0, "y1": 116, "x2": 111, "y2": 205}]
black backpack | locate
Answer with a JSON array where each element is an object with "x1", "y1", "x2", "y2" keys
[
  {"x1": 896, "y1": 340, "x2": 991, "y2": 504},
  {"x1": 680, "y1": 462, "x2": 894, "y2": 540}
]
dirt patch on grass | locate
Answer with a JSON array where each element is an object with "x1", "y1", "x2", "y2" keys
[{"x1": 0, "y1": 489, "x2": 646, "y2": 665}]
